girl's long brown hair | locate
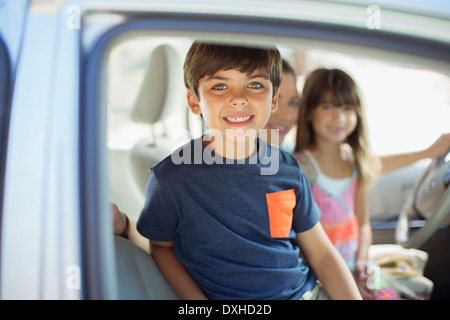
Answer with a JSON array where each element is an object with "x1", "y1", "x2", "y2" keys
[{"x1": 295, "y1": 68, "x2": 378, "y2": 187}]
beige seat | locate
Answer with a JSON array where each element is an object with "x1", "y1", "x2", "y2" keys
[
  {"x1": 114, "y1": 44, "x2": 185, "y2": 299},
  {"x1": 128, "y1": 44, "x2": 186, "y2": 194}
]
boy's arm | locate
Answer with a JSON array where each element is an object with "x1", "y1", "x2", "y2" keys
[
  {"x1": 296, "y1": 223, "x2": 362, "y2": 300},
  {"x1": 150, "y1": 241, "x2": 208, "y2": 300}
]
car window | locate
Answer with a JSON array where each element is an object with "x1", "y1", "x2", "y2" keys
[
  {"x1": 107, "y1": 37, "x2": 450, "y2": 159},
  {"x1": 104, "y1": 33, "x2": 450, "y2": 221},
  {"x1": 84, "y1": 10, "x2": 450, "y2": 298}
]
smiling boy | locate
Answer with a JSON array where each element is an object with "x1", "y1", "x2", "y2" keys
[{"x1": 134, "y1": 42, "x2": 361, "y2": 300}]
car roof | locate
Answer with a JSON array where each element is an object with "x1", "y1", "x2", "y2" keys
[
  {"x1": 79, "y1": 0, "x2": 450, "y2": 39},
  {"x1": 74, "y1": 0, "x2": 449, "y2": 75}
]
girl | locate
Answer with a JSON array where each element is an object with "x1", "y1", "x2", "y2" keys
[{"x1": 293, "y1": 68, "x2": 379, "y2": 299}]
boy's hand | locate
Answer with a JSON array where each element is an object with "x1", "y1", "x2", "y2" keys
[{"x1": 111, "y1": 202, "x2": 127, "y2": 235}]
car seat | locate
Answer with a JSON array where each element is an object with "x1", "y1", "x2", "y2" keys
[
  {"x1": 128, "y1": 44, "x2": 186, "y2": 195},
  {"x1": 114, "y1": 236, "x2": 179, "y2": 299},
  {"x1": 113, "y1": 45, "x2": 186, "y2": 299}
]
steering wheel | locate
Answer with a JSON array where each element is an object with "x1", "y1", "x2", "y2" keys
[{"x1": 396, "y1": 149, "x2": 450, "y2": 248}]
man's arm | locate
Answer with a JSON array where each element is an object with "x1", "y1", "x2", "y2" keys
[
  {"x1": 296, "y1": 223, "x2": 362, "y2": 300},
  {"x1": 111, "y1": 203, "x2": 150, "y2": 253}
]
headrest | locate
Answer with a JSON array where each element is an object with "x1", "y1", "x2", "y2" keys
[{"x1": 130, "y1": 45, "x2": 183, "y2": 124}]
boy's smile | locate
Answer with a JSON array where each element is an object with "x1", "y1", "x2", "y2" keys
[
  {"x1": 223, "y1": 113, "x2": 254, "y2": 126},
  {"x1": 187, "y1": 68, "x2": 279, "y2": 159}
]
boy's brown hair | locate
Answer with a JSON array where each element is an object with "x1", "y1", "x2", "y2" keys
[{"x1": 184, "y1": 42, "x2": 282, "y2": 101}]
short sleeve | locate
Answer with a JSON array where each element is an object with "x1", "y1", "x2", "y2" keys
[
  {"x1": 136, "y1": 172, "x2": 179, "y2": 242},
  {"x1": 292, "y1": 171, "x2": 321, "y2": 233}
]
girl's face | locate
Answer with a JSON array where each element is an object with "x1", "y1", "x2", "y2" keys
[
  {"x1": 265, "y1": 72, "x2": 300, "y2": 145},
  {"x1": 309, "y1": 92, "x2": 358, "y2": 145}
]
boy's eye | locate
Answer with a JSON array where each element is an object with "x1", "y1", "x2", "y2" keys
[
  {"x1": 212, "y1": 84, "x2": 228, "y2": 90},
  {"x1": 248, "y1": 82, "x2": 263, "y2": 89}
]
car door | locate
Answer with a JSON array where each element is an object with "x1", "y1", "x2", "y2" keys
[
  {"x1": 0, "y1": 0, "x2": 30, "y2": 299},
  {"x1": 0, "y1": 0, "x2": 117, "y2": 299}
]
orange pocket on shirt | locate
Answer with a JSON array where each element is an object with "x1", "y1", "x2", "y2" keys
[{"x1": 266, "y1": 189, "x2": 296, "y2": 238}]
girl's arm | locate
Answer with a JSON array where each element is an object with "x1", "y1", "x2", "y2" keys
[
  {"x1": 297, "y1": 223, "x2": 362, "y2": 300},
  {"x1": 354, "y1": 182, "x2": 372, "y2": 274},
  {"x1": 353, "y1": 182, "x2": 376, "y2": 299},
  {"x1": 150, "y1": 241, "x2": 208, "y2": 300},
  {"x1": 379, "y1": 133, "x2": 450, "y2": 175}
]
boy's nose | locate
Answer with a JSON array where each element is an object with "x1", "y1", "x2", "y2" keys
[
  {"x1": 230, "y1": 90, "x2": 248, "y2": 107},
  {"x1": 231, "y1": 97, "x2": 248, "y2": 107}
]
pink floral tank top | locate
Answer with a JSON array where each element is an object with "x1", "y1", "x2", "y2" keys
[{"x1": 300, "y1": 150, "x2": 359, "y2": 270}]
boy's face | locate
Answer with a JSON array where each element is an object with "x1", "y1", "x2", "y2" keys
[{"x1": 187, "y1": 68, "x2": 279, "y2": 157}]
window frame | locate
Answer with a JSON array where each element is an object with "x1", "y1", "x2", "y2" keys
[{"x1": 0, "y1": 36, "x2": 12, "y2": 270}]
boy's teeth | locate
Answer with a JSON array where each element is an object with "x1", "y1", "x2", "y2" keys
[{"x1": 226, "y1": 116, "x2": 251, "y2": 123}]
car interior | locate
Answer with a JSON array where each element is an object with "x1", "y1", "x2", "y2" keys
[{"x1": 102, "y1": 33, "x2": 450, "y2": 298}]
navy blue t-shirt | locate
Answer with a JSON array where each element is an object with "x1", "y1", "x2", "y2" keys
[{"x1": 137, "y1": 137, "x2": 320, "y2": 299}]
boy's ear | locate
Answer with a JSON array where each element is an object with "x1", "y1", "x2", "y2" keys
[
  {"x1": 270, "y1": 88, "x2": 280, "y2": 113},
  {"x1": 187, "y1": 89, "x2": 202, "y2": 115}
]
